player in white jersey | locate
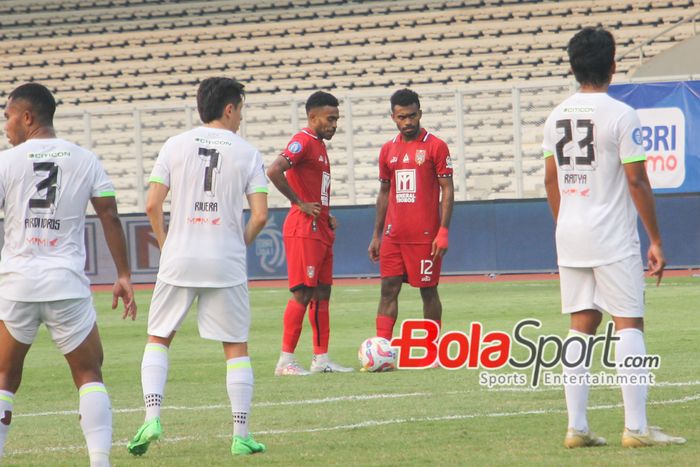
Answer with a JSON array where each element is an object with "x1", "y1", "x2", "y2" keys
[
  {"x1": 543, "y1": 28, "x2": 685, "y2": 449},
  {"x1": 127, "y1": 78, "x2": 268, "y2": 457},
  {"x1": 0, "y1": 83, "x2": 136, "y2": 467}
]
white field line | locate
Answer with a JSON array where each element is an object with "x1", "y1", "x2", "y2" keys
[
  {"x1": 15, "y1": 392, "x2": 431, "y2": 418},
  {"x1": 480, "y1": 379, "x2": 700, "y2": 392},
  {"x1": 7, "y1": 392, "x2": 700, "y2": 456},
  {"x1": 14, "y1": 380, "x2": 700, "y2": 418}
]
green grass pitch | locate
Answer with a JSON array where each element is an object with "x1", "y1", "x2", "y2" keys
[{"x1": 3, "y1": 276, "x2": 699, "y2": 466}]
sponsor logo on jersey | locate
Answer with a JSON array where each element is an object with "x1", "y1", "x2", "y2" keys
[
  {"x1": 186, "y1": 217, "x2": 221, "y2": 225},
  {"x1": 636, "y1": 107, "x2": 685, "y2": 189},
  {"x1": 194, "y1": 137, "x2": 232, "y2": 146},
  {"x1": 321, "y1": 172, "x2": 331, "y2": 206},
  {"x1": 26, "y1": 236, "x2": 58, "y2": 247},
  {"x1": 307, "y1": 265, "x2": 316, "y2": 278},
  {"x1": 390, "y1": 156, "x2": 398, "y2": 164},
  {"x1": 28, "y1": 151, "x2": 70, "y2": 159},
  {"x1": 402, "y1": 154, "x2": 410, "y2": 163},
  {"x1": 288, "y1": 141, "x2": 303, "y2": 154},
  {"x1": 395, "y1": 169, "x2": 416, "y2": 203},
  {"x1": 415, "y1": 150, "x2": 426, "y2": 165},
  {"x1": 421, "y1": 275, "x2": 431, "y2": 282},
  {"x1": 563, "y1": 106, "x2": 596, "y2": 114},
  {"x1": 445, "y1": 155, "x2": 453, "y2": 169}
]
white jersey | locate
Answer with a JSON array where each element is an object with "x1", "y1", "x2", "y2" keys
[
  {"x1": 542, "y1": 92, "x2": 646, "y2": 267},
  {"x1": 0, "y1": 138, "x2": 115, "y2": 301},
  {"x1": 150, "y1": 126, "x2": 268, "y2": 287}
]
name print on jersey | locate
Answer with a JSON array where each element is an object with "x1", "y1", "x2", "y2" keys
[
  {"x1": 24, "y1": 217, "x2": 61, "y2": 230},
  {"x1": 194, "y1": 201, "x2": 218, "y2": 212}
]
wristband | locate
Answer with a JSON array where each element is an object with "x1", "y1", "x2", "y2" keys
[{"x1": 435, "y1": 226, "x2": 449, "y2": 249}]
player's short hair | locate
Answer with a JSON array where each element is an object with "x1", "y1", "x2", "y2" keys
[
  {"x1": 8, "y1": 83, "x2": 56, "y2": 126},
  {"x1": 196, "y1": 77, "x2": 245, "y2": 123},
  {"x1": 568, "y1": 27, "x2": 616, "y2": 87},
  {"x1": 390, "y1": 89, "x2": 420, "y2": 112},
  {"x1": 305, "y1": 91, "x2": 339, "y2": 114}
]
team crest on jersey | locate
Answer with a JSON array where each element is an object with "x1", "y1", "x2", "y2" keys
[
  {"x1": 402, "y1": 154, "x2": 409, "y2": 163},
  {"x1": 307, "y1": 266, "x2": 316, "y2": 278},
  {"x1": 415, "y1": 150, "x2": 426, "y2": 165},
  {"x1": 288, "y1": 141, "x2": 302, "y2": 154}
]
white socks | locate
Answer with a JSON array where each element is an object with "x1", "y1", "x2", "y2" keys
[
  {"x1": 616, "y1": 328, "x2": 648, "y2": 432},
  {"x1": 564, "y1": 327, "x2": 649, "y2": 434},
  {"x1": 0, "y1": 390, "x2": 14, "y2": 458},
  {"x1": 78, "y1": 383, "x2": 112, "y2": 467},
  {"x1": 277, "y1": 351, "x2": 295, "y2": 367},
  {"x1": 563, "y1": 330, "x2": 591, "y2": 432},
  {"x1": 226, "y1": 357, "x2": 254, "y2": 438},
  {"x1": 141, "y1": 343, "x2": 169, "y2": 421}
]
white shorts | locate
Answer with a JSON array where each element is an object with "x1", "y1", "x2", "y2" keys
[
  {"x1": 559, "y1": 255, "x2": 645, "y2": 317},
  {"x1": 0, "y1": 296, "x2": 96, "y2": 354},
  {"x1": 148, "y1": 280, "x2": 250, "y2": 342}
]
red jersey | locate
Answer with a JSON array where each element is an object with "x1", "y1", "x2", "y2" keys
[
  {"x1": 280, "y1": 128, "x2": 334, "y2": 245},
  {"x1": 378, "y1": 128, "x2": 452, "y2": 244}
]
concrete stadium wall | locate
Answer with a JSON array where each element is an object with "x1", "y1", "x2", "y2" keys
[{"x1": 3, "y1": 195, "x2": 695, "y2": 285}]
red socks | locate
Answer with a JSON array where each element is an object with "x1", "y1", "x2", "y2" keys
[
  {"x1": 308, "y1": 300, "x2": 330, "y2": 355},
  {"x1": 375, "y1": 317, "x2": 441, "y2": 340},
  {"x1": 281, "y1": 299, "x2": 307, "y2": 353},
  {"x1": 376, "y1": 315, "x2": 396, "y2": 340}
]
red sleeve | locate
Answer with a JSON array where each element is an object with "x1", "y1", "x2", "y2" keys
[
  {"x1": 433, "y1": 139, "x2": 453, "y2": 178},
  {"x1": 378, "y1": 144, "x2": 391, "y2": 182},
  {"x1": 280, "y1": 134, "x2": 308, "y2": 166}
]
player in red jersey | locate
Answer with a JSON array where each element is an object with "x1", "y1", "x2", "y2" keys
[
  {"x1": 267, "y1": 91, "x2": 353, "y2": 375},
  {"x1": 368, "y1": 89, "x2": 454, "y2": 341}
]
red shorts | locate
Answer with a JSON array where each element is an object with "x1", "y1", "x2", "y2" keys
[
  {"x1": 379, "y1": 240, "x2": 442, "y2": 288},
  {"x1": 284, "y1": 236, "x2": 333, "y2": 291}
]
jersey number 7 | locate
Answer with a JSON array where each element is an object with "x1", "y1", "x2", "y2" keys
[{"x1": 199, "y1": 147, "x2": 220, "y2": 196}]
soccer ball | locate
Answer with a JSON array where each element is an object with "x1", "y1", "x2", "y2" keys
[{"x1": 358, "y1": 337, "x2": 397, "y2": 372}]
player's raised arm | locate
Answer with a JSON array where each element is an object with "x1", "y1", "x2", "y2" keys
[
  {"x1": 145, "y1": 182, "x2": 170, "y2": 249},
  {"x1": 267, "y1": 156, "x2": 321, "y2": 218},
  {"x1": 624, "y1": 162, "x2": 665, "y2": 285},
  {"x1": 368, "y1": 181, "x2": 390, "y2": 263},
  {"x1": 91, "y1": 196, "x2": 137, "y2": 320}
]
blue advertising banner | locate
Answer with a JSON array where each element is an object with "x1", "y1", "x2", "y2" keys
[
  {"x1": 0, "y1": 194, "x2": 697, "y2": 284},
  {"x1": 609, "y1": 80, "x2": 700, "y2": 193},
  {"x1": 246, "y1": 195, "x2": 699, "y2": 280}
]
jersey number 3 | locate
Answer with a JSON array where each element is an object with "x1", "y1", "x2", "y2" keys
[
  {"x1": 29, "y1": 162, "x2": 60, "y2": 213},
  {"x1": 555, "y1": 119, "x2": 596, "y2": 170}
]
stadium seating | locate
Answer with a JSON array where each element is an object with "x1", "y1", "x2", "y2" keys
[{"x1": 0, "y1": 0, "x2": 697, "y2": 211}]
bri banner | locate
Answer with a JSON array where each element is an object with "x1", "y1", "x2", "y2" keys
[{"x1": 609, "y1": 80, "x2": 700, "y2": 193}]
